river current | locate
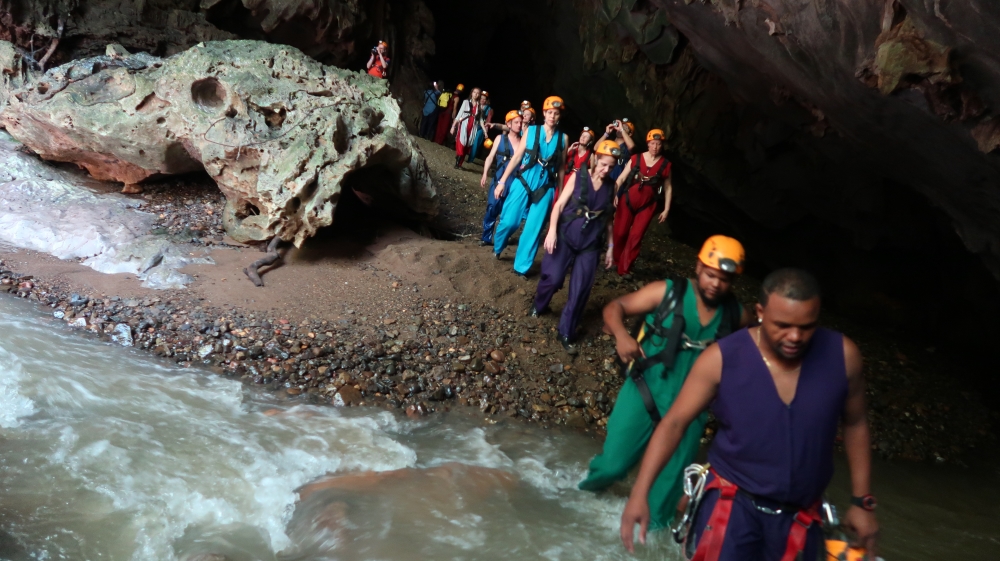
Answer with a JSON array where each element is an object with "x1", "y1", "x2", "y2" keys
[{"x1": 0, "y1": 296, "x2": 996, "y2": 560}]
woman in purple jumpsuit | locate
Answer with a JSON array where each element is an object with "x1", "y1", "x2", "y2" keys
[{"x1": 531, "y1": 140, "x2": 621, "y2": 348}]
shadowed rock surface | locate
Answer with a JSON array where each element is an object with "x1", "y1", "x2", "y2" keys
[{"x1": 0, "y1": 40, "x2": 436, "y2": 245}]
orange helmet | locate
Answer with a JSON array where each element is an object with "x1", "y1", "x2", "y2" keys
[
  {"x1": 595, "y1": 139, "x2": 622, "y2": 158},
  {"x1": 484, "y1": 138, "x2": 494, "y2": 149},
  {"x1": 481, "y1": 90, "x2": 489, "y2": 98},
  {"x1": 621, "y1": 118, "x2": 635, "y2": 135},
  {"x1": 646, "y1": 128, "x2": 665, "y2": 141},
  {"x1": 520, "y1": 100, "x2": 532, "y2": 110},
  {"x1": 542, "y1": 96, "x2": 565, "y2": 111},
  {"x1": 457, "y1": 84, "x2": 465, "y2": 91},
  {"x1": 505, "y1": 110, "x2": 520, "y2": 122},
  {"x1": 377, "y1": 40, "x2": 389, "y2": 48},
  {"x1": 698, "y1": 235, "x2": 745, "y2": 274}
]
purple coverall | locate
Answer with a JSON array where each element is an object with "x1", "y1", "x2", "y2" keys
[{"x1": 533, "y1": 170, "x2": 613, "y2": 340}]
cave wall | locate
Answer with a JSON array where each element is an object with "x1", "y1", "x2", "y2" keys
[{"x1": 568, "y1": 0, "x2": 1000, "y2": 348}]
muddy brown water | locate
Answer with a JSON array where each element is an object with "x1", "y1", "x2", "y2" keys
[{"x1": 0, "y1": 296, "x2": 996, "y2": 560}]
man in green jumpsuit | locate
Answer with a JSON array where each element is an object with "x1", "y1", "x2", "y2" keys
[{"x1": 579, "y1": 235, "x2": 751, "y2": 530}]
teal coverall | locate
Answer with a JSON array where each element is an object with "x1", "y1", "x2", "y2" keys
[{"x1": 579, "y1": 279, "x2": 738, "y2": 530}]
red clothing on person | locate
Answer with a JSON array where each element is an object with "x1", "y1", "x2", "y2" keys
[
  {"x1": 367, "y1": 56, "x2": 390, "y2": 79},
  {"x1": 435, "y1": 95, "x2": 460, "y2": 145},
  {"x1": 611, "y1": 154, "x2": 671, "y2": 275}
]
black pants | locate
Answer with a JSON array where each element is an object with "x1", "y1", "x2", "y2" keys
[{"x1": 419, "y1": 108, "x2": 440, "y2": 139}]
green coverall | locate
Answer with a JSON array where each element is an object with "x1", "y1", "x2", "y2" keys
[{"x1": 579, "y1": 279, "x2": 737, "y2": 530}]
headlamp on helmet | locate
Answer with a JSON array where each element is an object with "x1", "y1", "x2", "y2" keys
[
  {"x1": 521, "y1": 100, "x2": 532, "y2": 110},
  {"x1": 646, "y1": 128, "x2": 665, "y2": 142},
  {"x1": 698, "y1": 235, "x2": 746, "y2": 274},
  {"x1": 457, "y1": 84, "x2": 465, "y2": 92},
  {"x1": 595, "y1": 139, "x2": 622, "y2": 158},
  {"x1": 543, "y1": 96, "x2": 564, "y2": 111},
  {"x1": 505, "y1": 110, "x2": 520, "y2": 123}
]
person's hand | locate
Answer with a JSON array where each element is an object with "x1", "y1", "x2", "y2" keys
[
  {"x1": 605, "y1": 124, "x2": 615, "y2": 135},
  {"x1": 658, "y1": 209, "x2": 668, "y2": 223},
  {"x1": 620, "y1": 495, "x2": 651, "y2": 553},
  {"x1": 843, "y1": 506, "x2": 878, "y2": 558},
  {"x1": 543, "y1": 231, "x2": 557, "y2": 254},
  {"x1": 613, "y1": 195, "x2": 619, "y2": 208},
  {"x1": 493, "y1": 182, "x2": 504, "y2": 200},
  {"x1": 568, "y1": 141, "x2": 580, "y2": 151},
  {"x1": 616, "y1": 335, "x2": 645, "y2": 363},
  {"x1": 480, "y1": 174, "x2": 488, "y2": 189},
  {"x1": 605, "y1": 247, "x2": 614, "y2": 269}
]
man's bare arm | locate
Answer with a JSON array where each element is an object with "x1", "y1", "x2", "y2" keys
[
  {"x1": 841, "y1": 336, "x2": 878, "y2": 554},
  {"x1": 603, "y1": 281, "x2": 667, "y2": 361},
  {"x1": 620, "y1": 346, "x2": 723, "y2": 551}
]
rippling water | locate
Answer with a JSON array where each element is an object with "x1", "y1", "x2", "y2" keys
[{"x1": 0, "y1": 297, "x2": 996, "y2": 560}]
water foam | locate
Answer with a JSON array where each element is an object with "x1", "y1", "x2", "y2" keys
[{"x1": 0, "y1": 346, "x2": 36, "y2": 428}]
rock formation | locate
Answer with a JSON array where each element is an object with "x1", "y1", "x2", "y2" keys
[{"x1": 0, "y1": 40, "x2": 435, "y2": 245}]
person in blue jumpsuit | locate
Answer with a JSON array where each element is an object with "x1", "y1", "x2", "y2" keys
[
  {"x1": 479, "y1": 110, "x2": 523, "y2": 245},
  {"x1": 492, "y1": 96, "x2": 569, "y2": 276},
  {"x1": 530, "y1": 139, "x2": 620, "y2": 348},
  {"x1": 469, "y1": 92, "x2": 493, "y2": 163}
]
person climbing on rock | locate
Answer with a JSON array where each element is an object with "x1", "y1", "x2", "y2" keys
[
  {"x1": 492, "y1": 96, "x2": 569, "y2": 277},
  {"x1": 366, "y1": 41, "x2": 390, "y2": 79},
  {"x1": 419, "y1": 81, "x2": 442, "y2": 140},
  {"x1": 620, "y1": 268, "x2": 879, "y2": 561},
  {"x1": 469, "y1": 91, "x2": 493, "y2": 163},
  {"x1": 451, "y1": 86, "x2": 482, "y2": 169},
  {"x1": 530, "y1": 139, "x2": 619, "y2": 349},
  {"x1": 434, "y1": 84, "x2": 462, "y2": 145},
  {"x1": 580, "y1": 235, "x2": 751, "y2": 532},
  {"x1": 612, "y1": 128, "x2": 672, "y2": 277},
  {"x1": 561, "y1": 126, "x2": 595, "y2": 195},
  {"x1": 598, "y1": 118, "x2": 635, "y2": 182},
  {"x1": 480, "y1": 110, "x2": 523, "y2": 246}
]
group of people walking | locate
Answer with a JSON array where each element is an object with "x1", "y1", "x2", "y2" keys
[
  {"x1": 461, "y1": 94, "x2": 880, "y2": 560},
  {"x1": 469, "y1": 95, "x2": 673, "y2": 352},
  {"x1": 419, "y1": 82, "x2": 499, "y2": 163}
]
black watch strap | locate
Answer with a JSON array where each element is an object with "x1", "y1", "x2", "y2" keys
[{"x1": 850, "y1": 494, "x2": 877, "y2": 511}]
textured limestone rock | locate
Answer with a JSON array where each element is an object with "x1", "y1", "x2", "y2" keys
[{"x1": 1, "y1": 40, "x2": 436, "y2": 245}]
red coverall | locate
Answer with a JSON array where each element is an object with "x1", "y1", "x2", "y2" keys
[{"x1": 612, "y1": 154, "x2": 670, "y2": 276}]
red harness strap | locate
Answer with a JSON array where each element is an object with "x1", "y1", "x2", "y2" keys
[{"x1": 689, "y1": 470, "x2": 822, "y2": 561}]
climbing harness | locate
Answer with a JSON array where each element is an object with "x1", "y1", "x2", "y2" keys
[
  {"x1": 620, "y1": 153, "x2": 670, "y2": 214},
  {"x1": 620, "y1": 277, "x2": 740, "y2": 424},
  {"x1": 558, "y1": 170, "x2": 611, "y2": 253},
  {"x1": 514, "y1": 125, "x2": 564, "y2": 205}
]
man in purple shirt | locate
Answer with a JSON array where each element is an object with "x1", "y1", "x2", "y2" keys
[{"x1": 620, "y1": 268, "x2": 879, "y2": 560}]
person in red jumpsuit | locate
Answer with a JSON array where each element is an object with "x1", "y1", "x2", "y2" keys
[
  {"x1": 612, "y1": 128, "x2": 672, "y2": 277},
  {"x1": 560, "y1": 126, "x2": 595, "y2": 197},
  {"x1": 366, "y1": 41, "x2": 390, "y2": 79},
  {"x1": 435, "y1": 84, "x2": 464, "y2": 145}
]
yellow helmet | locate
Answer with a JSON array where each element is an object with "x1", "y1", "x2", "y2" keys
[
  {"x1": 698, "y1": 235, "x2": 745, "y2": 274},
  {"x1": 595, "y1": 139, "x2": 622, "y2": 158},
  {"x1": 646, "y1": 128, "x2": 666, "y2": 141},
  {"x1": 457, "y1": 84, "x2": 465, "y2": 92},
  {"x1": 542, "y1": 96, "x2": 564, "y2": 111},
  {"x1": 484, "y1": 138, "x2": 494, "y2": 149},
  {"x1": 505, "y1": 110, "x2": 520, "y2": 122}
]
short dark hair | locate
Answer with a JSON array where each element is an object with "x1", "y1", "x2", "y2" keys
[{"x1": 759, "y1": 268, "x2": 821, "y2": 307}]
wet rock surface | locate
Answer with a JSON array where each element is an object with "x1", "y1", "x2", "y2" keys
[
  {"x1": 0, "y1": 136, "x2": 993, "y2": 463},
  {"x1": 1, "y1": 40, "x2": 435, "y2": 246}
]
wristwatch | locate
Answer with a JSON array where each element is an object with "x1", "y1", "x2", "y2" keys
[{"x1": 850, "y1": 494, "x2": 877, "y2": 511}]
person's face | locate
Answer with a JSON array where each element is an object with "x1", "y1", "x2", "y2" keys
[
  {"x1": 509, "y1": 117, "x2": 523, "y2": 133},
  {"x1": 580, "y1": 131, "x2": 593, "y2": 145},
  {"x1": 593, "y1": 155, "x2": 614, "y2": 178},
  {"x1": 544, "y1": 108, "x2": 560, "y2": 126},
  {"x1": 471, "y1": 88, "x2": 481, "y2": 101},
  {"x1": 694, "y1": 261, "x2": 735, "y2": 307},
  {"x1": 647, "y1": 139, "x2": 662, "y2": 155},
  {"x1": 377, "y1": 44, "x2": 386, "y2": 54},
  {"x1": 522, "y1": 110, "x2": 533, "y2": 123},
  {"x1": 755, "y1": 295, "x2": 821, "y2": 360}
]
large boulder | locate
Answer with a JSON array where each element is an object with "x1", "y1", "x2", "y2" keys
[{"x1": 0, "y1": 40, "x2": 436, "y2": 245}]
